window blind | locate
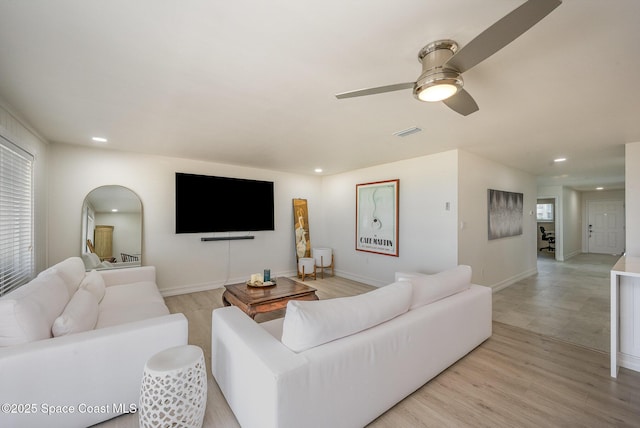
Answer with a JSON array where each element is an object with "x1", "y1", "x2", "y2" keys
[{"x1": 0, "y1": 135, "x2": 34, "y2": 296}]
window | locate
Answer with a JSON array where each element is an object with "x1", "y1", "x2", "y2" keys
[
  {"x1": 0, "y1": 135, "x2": 34, "y2": 296},
  {"x1": 536, "y1": 203, "x2": 554, "y2": 222}
]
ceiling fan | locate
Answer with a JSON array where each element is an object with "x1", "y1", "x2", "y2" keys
[{"x1": 335, "y1": 0, "x2": 562, "y2": 116}]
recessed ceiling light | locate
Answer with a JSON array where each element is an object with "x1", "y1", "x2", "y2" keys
[
  {"x1": 596, "y1": 187, "x2": 604, "y2": 190},
  {"x1": 554, "y1": 157, "x2": 566, "y2": 162},
  {"x1": 314, "y1": 168, "x2": 323, "y2": 173},
  {"x1": 111, "y1": 208, "x2": 118, "y2": 212},
  {"x1": 92, "y1": 137, "x2": 108, "y2": 143}
]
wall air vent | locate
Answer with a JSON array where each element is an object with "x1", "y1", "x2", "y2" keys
[{"x1": 392, "y1": 126, "x2": 422, "y2": 137}]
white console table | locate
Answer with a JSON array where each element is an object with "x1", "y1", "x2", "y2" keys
[{"x1": 610, "y1": 255, "x2": 640, "y2": 378}]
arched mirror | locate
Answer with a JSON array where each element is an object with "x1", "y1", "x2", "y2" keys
[{"x1": 81, "y1": 186, "x2": 142, "y2": 270}]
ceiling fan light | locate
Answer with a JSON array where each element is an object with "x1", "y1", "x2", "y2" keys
[
  {"x1": 414, "y1": 71, "x2": 463, "y2": 102},
  {"x1": 418, "y1": 83, "x2": 458, "y2": 102}
]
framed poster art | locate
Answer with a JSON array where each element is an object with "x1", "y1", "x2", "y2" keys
[
  {"x1": 356, "y1": 179, "x2": 399, "y2": 257},
  {"x1": 487, "y1": 189, "x2": 523, "y2": 240}
]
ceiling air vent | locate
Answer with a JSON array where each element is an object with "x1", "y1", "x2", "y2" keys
[{"x1": 393, "y1": 126, "x2": 422, "y2": 137}]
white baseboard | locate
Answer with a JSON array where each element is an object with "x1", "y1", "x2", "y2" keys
[
  {"x1": 332, "y1": 269, "x2": 387, "y2": 288},
  {"x1": 161, "y1": 266, "x2": 539, "y2": 296},
  {"x1": 619, "y1": 352, "x2": 640, "y2": 374},
  {"x1": 490, "y1": 267, "x2": 538, "y2": 293},
  {"x1": 160, "y1": 280, "x2": 223, "y2": 297},
  {"x1": 160, "y1": 270, "x2": 298, "y2": 297},
  {"x1": 563, "y1": 250, "x2": 582, "y2": 260}
]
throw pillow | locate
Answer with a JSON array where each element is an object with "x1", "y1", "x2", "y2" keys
[
  {"x1": 52, "y1": 289, "x2": 99, "y2": 337},
  {"x1": 0, "y1": 297, "x2": 50, "y2": 347},
  {"x1": 0, "y1": 271, "x2": 69, "y2": 346},
  {"x1": 409, "y1": 265, "x2": 472, "y2": 310},
  {"x1": 80, "y1": 269, "x2": 106, "y2": 303},
  {"x1": 39, "y1": 257, "x2": 86, "y2": 297},
  {"x1": 281, "y1": 281, "x2": 412, "y2": 352}
]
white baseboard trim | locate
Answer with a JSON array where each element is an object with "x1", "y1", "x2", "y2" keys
[
  {"x1": 160, "y1": 280, "x2": 223, "y2": 297},
  {"x1": 160, "y1": 270, "x2": 298, "y2": 297},
  {"x1": 332, "y1": 269, "x2": 387, "y2": 288},
  {"x1": 490, "y1": 267, "x2": 538, "y2": 293},
  {"x1": 161, "y1": 266, "x2": 539, "y2": 296},
  {"x1": 619, "y1": 352, "x2": 640, "y2": 374},
  {"x1": 563, "y1": 250, "x2": 582, "y2": 261}
]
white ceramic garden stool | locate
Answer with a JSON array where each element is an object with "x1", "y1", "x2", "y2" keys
[
  {"x1": 312, "y1": 247, "x2": 334, "y2": 278},
  {"x1": 139, "y1": 345, "x2": 207, "y2": 428},
  {"x1": 297, "y1": 257, "x2": 316, "y2": 281}
]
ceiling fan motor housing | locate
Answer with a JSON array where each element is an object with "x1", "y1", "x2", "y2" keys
[{"x1": 413, "y1": 40, "x2": 463, "y2": 101}]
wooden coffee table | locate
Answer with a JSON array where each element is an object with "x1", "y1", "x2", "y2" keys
[{"x1": 222, "y1": 276, "x2": 318, "y2": 319}]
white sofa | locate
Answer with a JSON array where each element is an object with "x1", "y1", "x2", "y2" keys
[
  {"x1": 211, "y1": 265, "x2": 492, "y2": 428},
  {"x1": 0, "y1": 257, "x2": 188, "y2": 428}
]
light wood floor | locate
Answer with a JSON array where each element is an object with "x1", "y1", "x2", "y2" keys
[
  {"x1": 96, "y1": 274, "x2": 640, "y2": 427},
  {"x1": 494, "y1": 252, "x2": 617, "y2": 352}
]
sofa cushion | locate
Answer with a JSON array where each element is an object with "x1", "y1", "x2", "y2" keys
[
  {"x1": 80, "y1": 269, "x2": 106, "y2": 302},
  {"x1": 0, "y1": 271, "x2": 69, "y2": 346},
  {"x1": 52, "y1": 289, "x2": 99, "y2": 336},
  {"x1": 39, "y1": 257, "x2": 86, "y2": 296},
  {"x1": 96, "y1": 281, "x2": 169, "y2": 329},
  {"x1": 402, "y1": 265, "x2": 472, "y2": 310},
  {"x1": 281, "y1": 281, "x2": 412, "y2": 352}
]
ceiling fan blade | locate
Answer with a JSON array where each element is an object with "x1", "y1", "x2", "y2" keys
[
  {"x1": 335, "y1": 82, "x2": 414, "y2": 99},
  {"x1": 443, "y1": 89, "x2": 479, "y2": 116},
  {"x1": 445, "y1": 0, "x2": 561, "y2": 74}
]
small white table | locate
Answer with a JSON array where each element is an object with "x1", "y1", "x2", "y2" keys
[
  {"x1": 139, "y1": 345, "x2": 207, "y2": 427},
  {"x1": 610, "y1": 255, "x2": 640, "y2": 378}
]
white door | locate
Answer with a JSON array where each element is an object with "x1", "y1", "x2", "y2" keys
[{"x1": 587, "y1": 200, "x2": 625, "y2": 254}]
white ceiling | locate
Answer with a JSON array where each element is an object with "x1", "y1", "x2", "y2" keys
[{"x1": 0, "y1": 0, "x2": 637, "y2": 190}]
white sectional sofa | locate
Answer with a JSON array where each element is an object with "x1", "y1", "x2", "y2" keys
[
  {"x1": 211, "y1": 265, "x2": 492, "y2": 428},
  {"x1": 0, "y1": 257, "x2": 188, "y2": 428}
]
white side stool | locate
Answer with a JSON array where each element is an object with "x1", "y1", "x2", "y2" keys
[
  {"x1": 297, "y1": 257, "x2": 316, "y2": 281},
  {"x1": 312, "y1": 247, "x2": 334, "y2": 278},
  {"x1": 139, "y1": 345, "x2": 207, "y2": 428}
]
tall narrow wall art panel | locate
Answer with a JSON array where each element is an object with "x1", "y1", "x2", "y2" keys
[{"x1": 293, "y1": 199, "x2": 311, "y2": 259}]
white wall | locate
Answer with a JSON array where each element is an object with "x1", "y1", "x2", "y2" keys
[
  {"x1": 320, "y1": 151, "x2": 459, "y2": 286},
  {"x1": 562, "y1": 187, "x2": 582, "y2": 259},
  {"x1": 626, "y1": 142, "x2": 640, "y2": 256},
  {"x1": 47, "y1": 143, "x2": 545, "y2": 293},
  {"x1": 48, "y1": 143, "x2": 322, "y2": 293},
  {"x1": 0, "y1": 101, "x2": 49, "y2": 273},
  {"x1": 458, "y1": 151, "x2": 538, "y2": 288}
]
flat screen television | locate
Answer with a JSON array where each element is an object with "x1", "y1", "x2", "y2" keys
[{"x1": 175, "y1": 172, "x2": 274, "y2": 233}]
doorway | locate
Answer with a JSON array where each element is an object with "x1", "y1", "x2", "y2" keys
[
  {"x1": 586, "y1": 200, "x2": 625, "y2": 255},
  {"x1": 537, "y1": 197, "x2": 557, "y2": 260}
]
